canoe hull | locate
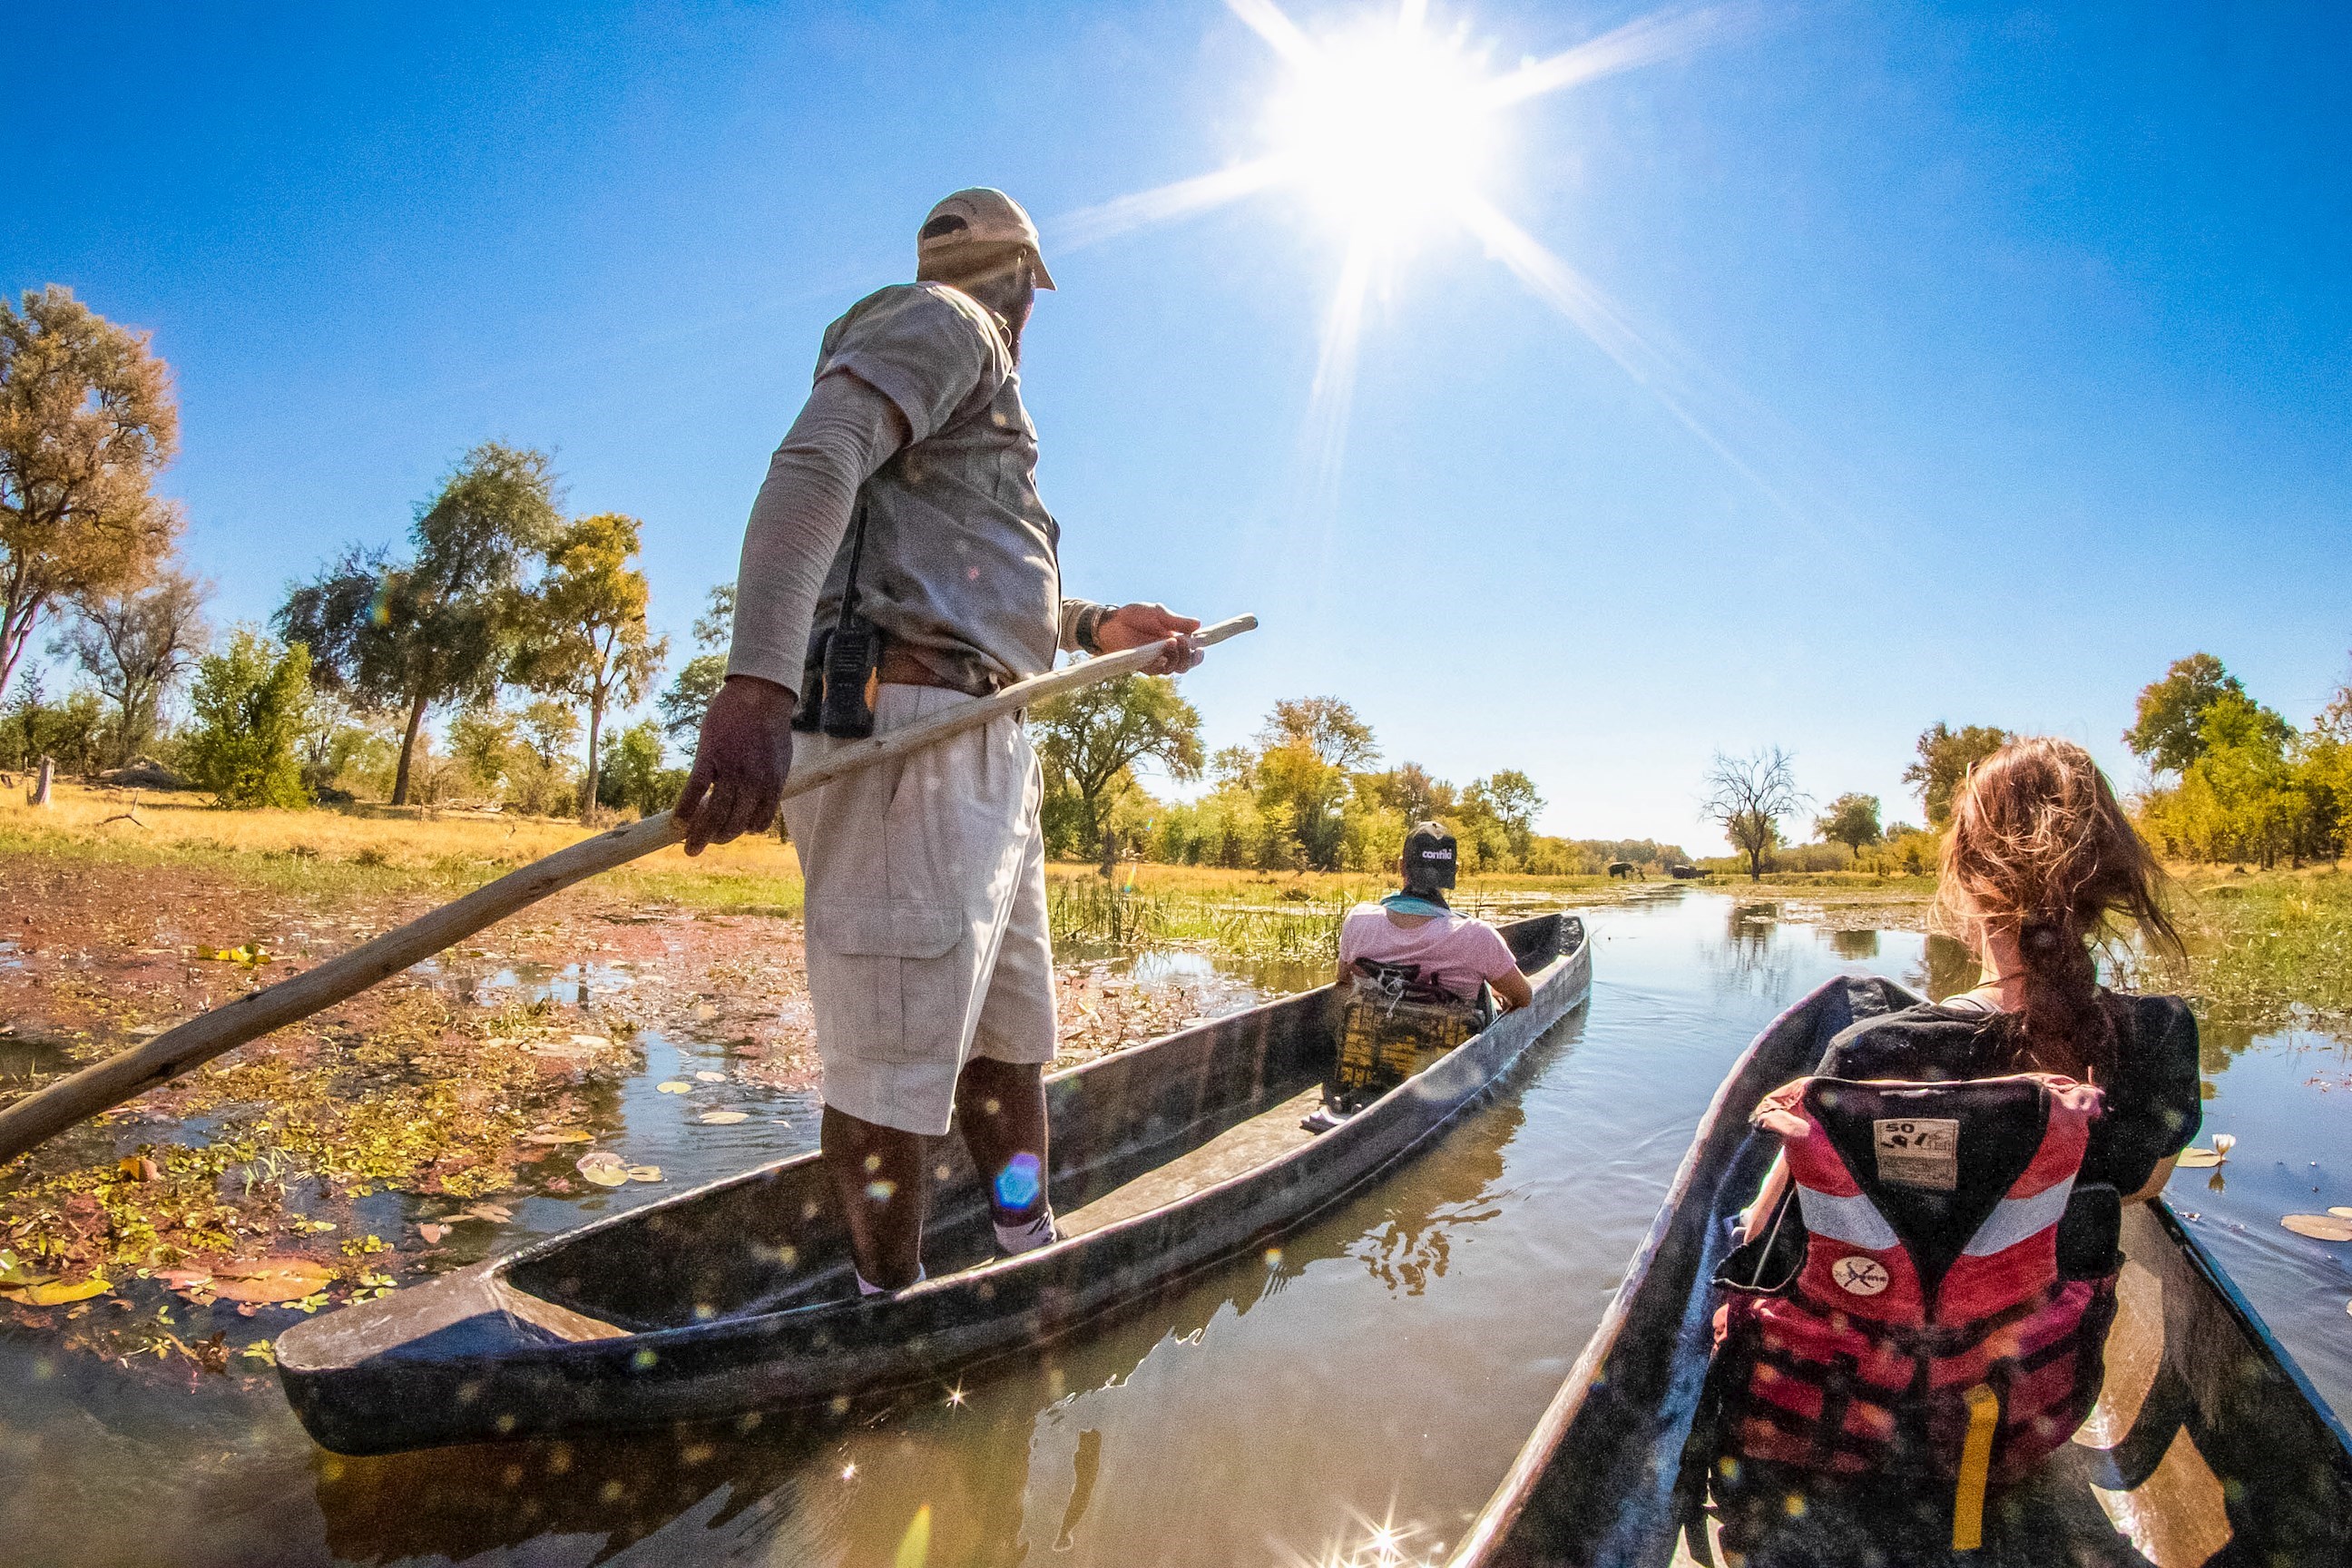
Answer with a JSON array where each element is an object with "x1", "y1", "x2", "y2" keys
[
  {"x1": 280, "y1": 916, "x2": 1591, "y2": 1454},
  {"x1": 1448, "y1": 974, "x2": 2352, "y2": 1567}
]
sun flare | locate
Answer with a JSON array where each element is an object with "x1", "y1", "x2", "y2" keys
[
  {"x1": 1057, "y1": 1, "x2": 1761, "y2": 503},
  {"x1": 1263, "y1": 14, "x2": 1498, "y2": 242}
]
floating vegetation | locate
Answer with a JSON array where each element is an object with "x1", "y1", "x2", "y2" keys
[
  {"x1": 2280, "y1": 1214, "x2": 2352, "y2": 1242},
  {"x1": 2122, "y1": 873, "x2": 2352, "y2": 1032},
  {"x1": 576, "y1": 1152, "x2": 630, "y2": 1188}
]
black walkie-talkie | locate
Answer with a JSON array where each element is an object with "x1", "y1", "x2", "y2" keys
[{"x1": 793, "y1": 499, "x2": 883, "y2": 739}]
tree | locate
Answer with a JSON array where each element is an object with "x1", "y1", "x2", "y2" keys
[
  {"x1": 1902, "y1": 722, "x2": 2011, "y2": 828},
  {"x1": 0, "y1": 669, "x2": 106, "y2": 775},
  {"x1": 1356, "y1": 761, "x2": 1456, "y2": 823},
  {"x1": 277, "y1": 443, "x2": 562, "y2": 806},
  {"x1": 55, "y1": 567, "x2": 209, "y2": 763},
  {"x1": 596, "y1": 718, "x2": 682, "y2": 818},
  {"x1": 2126, "y1": 653, "x2": 2247, "y2": 775},
  {"x1": 1702, "y1": 746, "x2": 1808, "y2": 880},
  {"x1": 1257, "y1": 696, "x2": 1380, "y2": 770},
  {"x1": 1815, "y1": 792, "x2": 1883, "y2": 860},
  {"x1": 1, "y1": 287, "x2": 180, "y2": 706},
  {"x1": 1468, "y1": 769, "x2": 1545, "y2": 863},
  {"x1": 185, "y1": 628, "x2": 312, "y2": 808},
  {"x1": 658, "y1": 582, "x2": 734, "y2": 747},
  {"x1": 510, "y1": 511, "x2": 668, "y2": 816},
  {"x1": 1029, "y1": 673, "x2": 1204, "y2": 863}
]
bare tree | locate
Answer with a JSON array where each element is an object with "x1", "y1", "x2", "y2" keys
[
  {"x1": 57, "y1": 567, "x2": 210, "y2": 763},
  {"x1": 1702, "y1": 747, "x2": 1809, "y2": 881}
]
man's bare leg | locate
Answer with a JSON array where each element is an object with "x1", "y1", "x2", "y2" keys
[
  {"x1": 821, "y1": 1107, "x2": 929, "y2": 1290},
  {"x1": 955, "y1": 1057, "x2": 1051, "y2": 1236}
]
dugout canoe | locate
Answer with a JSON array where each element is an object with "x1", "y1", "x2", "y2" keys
[
  {"x1": 1448, "y1": 973, "x2": 2352, "y2": 1568},
  {"x1": 278, "y1": 913, "x2": 1590, "y2": 1454}
]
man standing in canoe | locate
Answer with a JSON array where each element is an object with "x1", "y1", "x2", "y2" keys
[{"x1": 673, "y1": 189, "x2": 1203, "y2": 1293}]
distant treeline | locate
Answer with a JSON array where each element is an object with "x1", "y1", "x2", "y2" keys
[{"x1": 1025, "y1": 686, "x2": 1690, "y2": 876}]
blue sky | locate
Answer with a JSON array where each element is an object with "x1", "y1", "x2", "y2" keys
[{"x1": 7, "y1": 1, "x2": 2347, "y2": 850}]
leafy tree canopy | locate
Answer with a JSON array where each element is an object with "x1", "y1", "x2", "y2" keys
[
  {"x1": 1, "y1": 287, "x2": 180, "y2": 705},
  {"x1": 1815, "y1": 791, "x2": 1883, "y2": 854},
  {"x1": 2125, "y1": 652, "x2": 2246, "y2": 775},
  {"x1": 1901, "y1": 721, "x2": 2011, "y2": 828}
]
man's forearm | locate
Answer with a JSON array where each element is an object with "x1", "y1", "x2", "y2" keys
[{"x1": 726, "y1": 372, "x2": 907, "y2": 694}]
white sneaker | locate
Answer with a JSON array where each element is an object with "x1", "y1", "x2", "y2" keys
[{"x1": 994, "y1": 1210, "x2": 1058, "y2": 1256}]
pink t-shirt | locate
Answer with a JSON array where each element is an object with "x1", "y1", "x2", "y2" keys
[{"x1": 1338, "y1": 904, "x2": 1519, "y2": 1002}]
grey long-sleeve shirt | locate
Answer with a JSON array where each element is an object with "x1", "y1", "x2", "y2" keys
[{"x1": 726, "y1": 283, "x2": 1099, "y2": 700}]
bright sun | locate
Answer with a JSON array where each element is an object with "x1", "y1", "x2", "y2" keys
[
  {"x1": 1058, "y1": 1, "x2": 1756, "y2": 499},
  {"x1": 1265, "y1": 15, "x2": 1498, "y2": 240}
]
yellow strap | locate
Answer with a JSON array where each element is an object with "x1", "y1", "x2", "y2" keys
[{"x1": 1952, "y1": 1382, "x2": 2001, "y2": 1550}]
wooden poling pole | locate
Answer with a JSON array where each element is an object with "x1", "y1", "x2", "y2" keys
[{"x1": 0, "y1": 615, "x2": 1257, "y2": 1166}]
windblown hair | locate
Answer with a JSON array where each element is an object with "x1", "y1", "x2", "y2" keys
[{"x1": 1931, "y1": 737, "x2": 2180, "y2": 1080}]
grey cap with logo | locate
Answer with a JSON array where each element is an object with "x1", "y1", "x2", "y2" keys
[{"x1": 917, "y1": 187, "x2": 1057, "y2": 290}]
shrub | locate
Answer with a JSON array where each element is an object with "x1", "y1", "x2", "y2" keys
[{"x1": 184, "y1": 628, "x2": 313, "y2": 808}]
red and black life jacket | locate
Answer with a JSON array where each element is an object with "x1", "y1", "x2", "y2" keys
[{"x1": 1712, "y1": 1072, "x2": 2114, "y2": 1512}]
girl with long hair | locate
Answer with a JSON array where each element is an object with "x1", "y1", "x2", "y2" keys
[{"x1": 1710, "y1": 738, "x2": 2200, "y2": 1563}]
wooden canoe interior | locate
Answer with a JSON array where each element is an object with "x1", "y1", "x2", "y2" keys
[
  {"x1": 1455, "y1": 974, "x2": 2352, "y2": 1568},
  {"x1": 505, "y1": 917, "x2": 1566, "y2": 1335}
]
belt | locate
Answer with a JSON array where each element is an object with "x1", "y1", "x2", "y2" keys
[{"x1": 878, "y1": 646, "x2": 976, "y2": 691}]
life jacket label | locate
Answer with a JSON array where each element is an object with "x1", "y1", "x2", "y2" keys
[
  {"x1": 1831, "y1": 1256, "x2": 1891, "y2": 1296},
  {"x1": 1874, "y1": 1117, "x2": 1959, "y2": 1191}
]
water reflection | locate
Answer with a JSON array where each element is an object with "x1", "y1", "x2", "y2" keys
[
  {"x1": 1705, "y1": 902, "x2": 1798, "y2": 1003},
  {"x1": 1827, "y1": 927, "x2": 1879, "y2": 961},
  {"x1": 1913, "y1": 932, "x2": 1977, "y2": 1000}
]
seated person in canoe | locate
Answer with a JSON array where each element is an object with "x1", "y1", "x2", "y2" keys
[
  {"x1": 1704, "y1": 738, "x2": 2199, "y2": 1562},
  {"x1": 675, "y1": 188, "x2": 1205, "y2": 1294},
  {"x1": 1318, "y1": 824, "x2": 1533, "y2": 1120}
]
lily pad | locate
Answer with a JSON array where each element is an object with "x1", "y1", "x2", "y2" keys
[
  {"x1": 627, "y1": 1166, "x2": 662, "y2": 1182},
  {"x1": 657, "y1": 1081, "x2": 691, "y2": 1094},
  {"x1": 525, "y1": 1130, "x2": 593, "y2": 1145},
  {"x1": 1, "y1": 1276, "x2": 112, "y2": 1307},
  {"x1": 576, "y1": 1152, "x2": 630, "y2": 1188},
  {"x1": 457, "y1": 1203, "x2": 513, "y2": 1223},
  {"x1": 155, "y1": 1269, "x2": 214, "y2": 1296},
  {"x1": 698, "y1": 1111, "x2": 750, "y2": 1125},
  {"x1": 2280, "y1": 1214, "x2": 2352, "y2": 1242},
  {"x1": 695, "y1": 1071, "x2": 726, "y2": 1083},
  {"x1": 417, "y1": 1222, "x2": 448, "y2": 1244},
  {"x1": 206, "y1": 1258, "x2": 337, "y2": 1304},
  {"x1": 2175, "y1": 1148, "x2": 2225, "y2": 1168},
  {"x1": 0, "y1": 1252, "x2": 59, "y2": 1289},
  {"x1": 2331, "y1": 1207, "x2": 2352, "y2": 1220}
]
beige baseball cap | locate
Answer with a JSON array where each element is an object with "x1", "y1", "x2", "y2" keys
[{"x1": 917, "y1": 188, "x2": 1056, "y2": 289}]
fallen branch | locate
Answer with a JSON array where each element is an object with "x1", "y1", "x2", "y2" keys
[{"x1": 0, "y1": 616, "x2": 1257, "y2": 1165}]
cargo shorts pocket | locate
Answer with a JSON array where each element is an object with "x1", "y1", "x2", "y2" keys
[
  {"x1": 817, "y1": 898, "x2": 963, "y2": 960},
  {"x1": 809, "y1": 898, "x2": 969, "y2": 1065}
]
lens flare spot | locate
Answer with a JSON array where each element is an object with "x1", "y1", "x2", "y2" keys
[
  {"x1": 994, "y1": 1152, "x2": 1043, "y2": 1212},
  {"x1": 865, "y1": 1180, "x2": 898, "y2": 1203}
]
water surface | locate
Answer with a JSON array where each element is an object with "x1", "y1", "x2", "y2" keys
[{"x1": 2, "y1": 891, "x2": 2344, "y2": 1567}]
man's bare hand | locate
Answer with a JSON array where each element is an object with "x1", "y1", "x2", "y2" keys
[
  {"x1": 673, "y1": 675, "x2": 797, "y2": 855},
  {"x1": 1095, "y1": 603, "x2": 1203, "y2": 674}
]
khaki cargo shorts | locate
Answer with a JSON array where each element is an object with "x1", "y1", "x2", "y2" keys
[{"x1": 781, "y1": 683, "x2": 1057, "y2": 1137}]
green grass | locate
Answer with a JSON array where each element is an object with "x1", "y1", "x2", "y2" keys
[
  {"x1": 1047, "y1": 879, "x2": 1357, "y2": 959},
  {"x1": 2124, "y1": 867, "x2": 2352, "y2": 1031}
]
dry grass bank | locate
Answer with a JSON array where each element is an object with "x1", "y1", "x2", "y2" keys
[{"x1": 0, "y1": 782, "x2": 805, "y2": 915}]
